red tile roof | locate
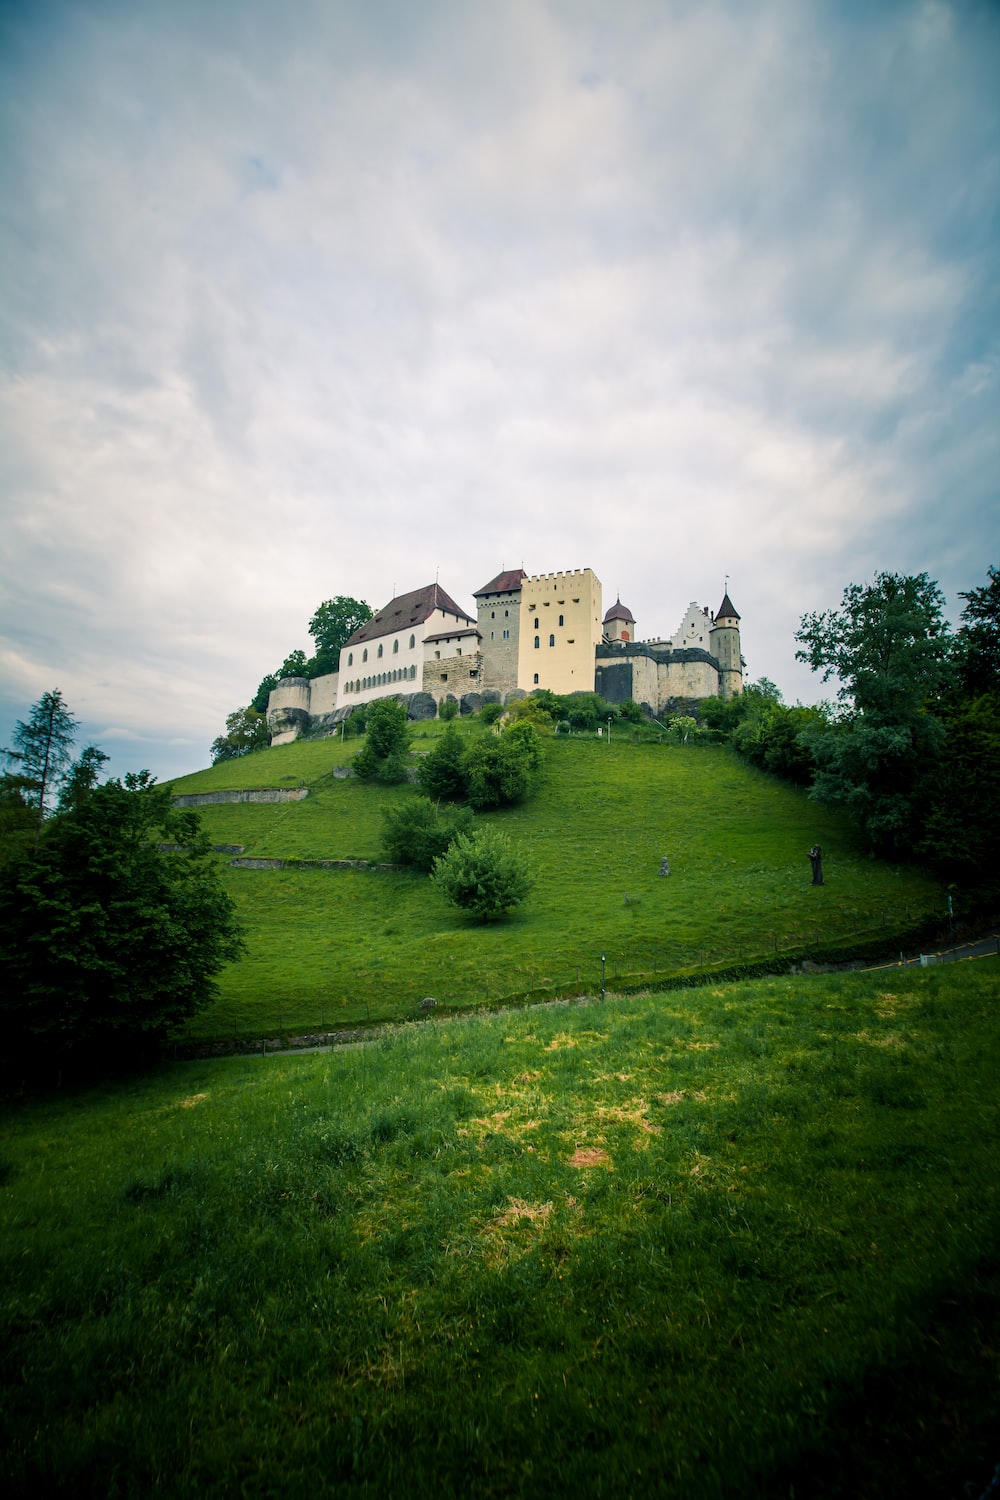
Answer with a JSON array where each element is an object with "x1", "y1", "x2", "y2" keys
[
  {"x1": 473, "y1": 568, "x2": 528, "y2": 597},
  {"x1": 344, "y1": 583, "x2": 475, "y2": 647}
]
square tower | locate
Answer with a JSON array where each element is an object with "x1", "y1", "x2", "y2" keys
[
  {"x1": 474, "y1": 568, "x2": 527, "y2": 698},
  {"x1": 517, "y1": 569, "x2": 602, "y2": 695}
]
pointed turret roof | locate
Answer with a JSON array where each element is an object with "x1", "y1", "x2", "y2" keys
[
  {"x1": 715, "y1": 591, "x2": 740, "y2": 622},
  {"x1": 603, "y1": 596, "x2": 635, "y2": 624},
  {"x1": 344, "y1": 583, "x2": 474, "y2": 646},
  {"x1": 473, "y1": 568, "x2": 528, "y2": 597}
]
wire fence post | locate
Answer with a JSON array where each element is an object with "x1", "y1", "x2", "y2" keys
[{"x1": 601, "y1": 953, "x2": 606, "y2": 1001}]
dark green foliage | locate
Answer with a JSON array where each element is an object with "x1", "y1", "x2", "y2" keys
[
  {"x1": 731, "y1": 694, "x2": 826, "y2": 785},
  {"x1": 430, "y1": 825, "x2": 533, "y2": 920},
  {"x1": 414, "y1": 722, "x2": 468, "y2": 801},
  {"x1": 307, "y1": 596, "x2": 373, "y2": 677},
  {"x1": 277, "y1": 648, "x2": 309, "y2": 679},
  {"x1": 3, "y1": 689, "x2": 78, "y2": 839},
  {"x1": 210, "y1": 706, "x2": 269, "y2": 764},
  {"x1": 479, "y1": 702, "x2": 504, "y2": 725},
  {"x1": 954, "y1": 566, "x2": 1000, "y2": 697},
  {"x1": 463, "y1": 724, "x2": 541, "y2": 810},
  {"x1": 795, "y1": 573, "x2": 953, "y2": 855},
  {"x1": 0, "y1": 761, "x2": 245, "y2": 1072},
  {"x1": 918, "y1": 692, "x2": 1000, "y2": 881},
  {"x1": 438, "y1": 697, "x2": 459, "y2": 721},
  {"x1": 252, "y1": 673, "x2": 279, "y2": 714},
  {"x1": 381, "y1": 799, "x2": 473, "y2": 870},
  {"x1": 353, "y1": 698, "x2": 411, "y2": 782}
]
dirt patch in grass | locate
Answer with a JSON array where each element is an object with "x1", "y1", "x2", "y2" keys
[{"x1": 570, "y1": 1147, "x2": 611, "y2": 1167}]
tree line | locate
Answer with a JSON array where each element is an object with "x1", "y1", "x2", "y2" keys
[
  {"x1": 695, "y1": 568, "x2": 999, "y2": 891},
  {"x1": 1, "y1": 694, "x2": 244, "y2": 1080},
  {"x1": 211, "y1": 595, "x2": 373, "y2": 763}
]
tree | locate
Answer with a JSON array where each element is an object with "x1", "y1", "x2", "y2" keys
[
  {"x1": 252, "y1": 673, "x2": 279, "y2": 714},
  {"x1": 431, "y1": 826, "x2": 534, "y2": 922},
  {"x1": 795, "y1": 573, "x2": 952, "y2": 854},
  {"x1": 277, "y1": 648, "x2": 309, "y2": 680},
  {"x1": 353, "y1": 698, "x2": 411, "y2": 783},
  {"x1": 307, "y1": 596, "x2": 373, "y2": 677},
  {"x1": 463, "y1": 724, "x2": 542, "y2": 811},
  {"x1": 0, "y1": 758, "x2": 245, "y2": 1073},
  {"x1": 381, "y1": 799, "x2": 473, "y2": 871},
  {"x1": 954, "y1": 566, "x2": 1000, "y2": 697},
  {"x1": 211, "y1": 706, "x2": 269, "y2": 763},
  {"x1": 4, "y1": 689, "x2": 78, "y2": 842},
  {"x1": 415, "y1": 722, "x2": 468, "y2": 802}
]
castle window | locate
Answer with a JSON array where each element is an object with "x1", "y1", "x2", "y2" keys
[
  {"x1": 491, "y1": 611, "x2": 495, "y2": 619},
  {"x1": 393, "y1": 640, "x2": 398, "y2": 653},
  {"x1": 558, "y1": 615, "x2": 564, "y2": 626},
  {"x1": 533, "y1": 673, "x2": 539, "y2": 684},
  {"x1": 410, "y1": 665, "x2": 416, "y2": 679},
  {"x1": 504, "y1": 609, "x2": 509, "y2": 617},
  {"x1": 441, "y1": 673, "x2": 448, "y2": 682},
  {"x1": 363, "y1": 649, "x2": 368, "y2": 663},
  {"x1": 348, "y1": 652, "x2": 353, "y2": 667},
  {"x1": 503, "y1": 630, "x2": 509, "y2": 639},
  {"x1": 469, "y1": 669, "x2": 476, "y2": 678},
  {"x1": 457, "y1": 647, "x2": 462, "y2": 656},
  {"x1": 377, "y1": 644, "x2": 383, "y2": 658},
  {"x1": 435, "y1": 651, "x2": 440, "y2": 660},
  {"x1": 534, "y1": 636, "x2": 540, "y2": 650},
  {"x1": 534, "y1": 619, "x2": 539, "y2": 630},
  {"x1": 549, "y1": 634, "x2": 555, "y2": 647},
  {"x1": 490, "y1": 631, "x2": 494, "y2": 640},
  {"x1": 409, "y1": 634, "x2": 415, "y2": 649}
]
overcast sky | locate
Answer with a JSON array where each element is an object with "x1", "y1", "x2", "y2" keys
[{"x1": 2, "y1": 0, "x2": 997, "y2": 781}]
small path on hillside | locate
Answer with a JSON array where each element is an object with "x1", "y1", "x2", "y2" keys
[{"x1": 176, "y1": 934, "x2": 1000, "y2": 1064}]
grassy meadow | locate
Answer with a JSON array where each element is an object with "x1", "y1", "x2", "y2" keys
[
  {"x1": 168, "y1": 726, "x2": 943, "y2": 1040},
  {"x1": 2, "y1": 961, "x2": 998, "y2": 1497}
]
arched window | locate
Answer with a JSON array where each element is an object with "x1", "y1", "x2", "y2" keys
[
  {"x1": 534, "y1": 636, "x2": 540, "y2": 650},
  {"x1": 533, "y1": 673, "x2": 539, "y2": 684},
  {"x1": 377, "y1": 644, "x2": 383, "y2": 658},
  {"x1": 549, "y1": 634, "x2": 555, "y2": 647},
  {"x1": 348, "y1": 652, "x2": 353, "y2": 666},
  {"x1": 558, "y1": 615, "x2": 563, "y2": 627},
  {"x1": 393, "y1": 640, "x2": 399, "y2": 654},
  {"x1": 363, "y1": 648, "x2": 368, "y2": 663},
  {"x1": 409, "y1": 634, "x2": 415, "y2": 648}
]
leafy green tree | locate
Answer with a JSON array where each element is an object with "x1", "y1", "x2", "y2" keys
[
  {"x1": 277, "y1": 648, "x2": 309, "y2": 680},
  {"x1": 211, "y1": 706, "x2": 269, "y2": 763},
  {"x1": 307, "y1": 596, "x2": 373, "y2": 677},
  {"x1": 463, "y1": 724, "x2": 542, "y2": 810},
  {"x1": 431, "y1": 826, "x2": 533, "y2": 922},
  {"x1": 438, "y1": 697, "x2": 459, "y2": 721},
  {"x1": 353, "y1": 698, "x2": 411, "y2": 782},
  {"x1": 795, "y1": 573, "x2": 952, "y2": 853},
  {"x1": 252, "y1": 673, "x2": 279, "y2": 714},
  {"x1": 381, "y1": 799, "x2": 473, "y2": 871},
  {"x1": 415, "y1": 723, "x2": 469, "y2": 802},
  {"x1": 918, "y1": 692, "x2": 1000, "y2": 883},
  {"x1": 4, "y1": 689, "x2": 78, "y2": 842},
  {"x1": 0, "y1": 756, "x2": 245, "y2": 1072},
  {"x1": 953, "y1": 566, "x2": 1000, "y2": 697}
]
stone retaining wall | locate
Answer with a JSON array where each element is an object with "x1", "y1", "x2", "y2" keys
[
  {"x1": 172, "y1": 788, "x2": 309, "y2": 806},
  {"x1": 230, "y1": 857, "x2": 400, "y2": 871}
]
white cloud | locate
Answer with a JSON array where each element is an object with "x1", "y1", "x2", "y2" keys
[{"x1": 1, "y1": 0, "x2": 998, "y2": 775}]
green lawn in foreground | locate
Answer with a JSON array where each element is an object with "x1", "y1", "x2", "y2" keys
[
  {"x1": 2, "y1": 962, "x2": 997, "y2": 1498},
  {"x1": 173, "y1": 734, "x2": 941, "y2": 1040}
]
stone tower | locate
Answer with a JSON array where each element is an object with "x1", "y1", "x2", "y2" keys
[
  {"x1": 709, "y1": 590, "x2": 743, "y2": 699},
  {"x1": 603, "y1": 597, "x2": 636, "y2": 644},
  {"x1": 474, "y1": 568, "x2": 527, "y2": 699}
]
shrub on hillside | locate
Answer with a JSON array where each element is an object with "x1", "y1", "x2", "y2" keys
[
  {"x1": 415, "y1": 723, "x2": 468, "y2": 802},
  {"x1": 354, "y1": 699, "x2": 411, "y2": 782},
  {"x1": 381, "y1": 799, "x2": 473, "y2": 871},
  {"x1": 431, "y1": 826, "x2": 533, "y2": 922},
  {"x1": 463, "y1": 724, "x2": 542, "y2": 810}
]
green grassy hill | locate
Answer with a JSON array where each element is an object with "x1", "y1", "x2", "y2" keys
[
  {"x1": 3, "y1": 961, "x2": 997, "y2": 1497},
  {"x1": 170, "y1": 725, "x2": 941, "y2": 1041}
]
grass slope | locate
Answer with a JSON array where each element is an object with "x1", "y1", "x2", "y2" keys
[
  {"x1": 2, "y1": 962, "x2": 998, "y2": 1498},
  {"x1": 170, "y1": 729, "x2": 942, "y2": 1040}
]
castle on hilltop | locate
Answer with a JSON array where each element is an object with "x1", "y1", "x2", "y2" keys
[{"x1": 267, "y1": 566, "x2": 743, "y2": 744}]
